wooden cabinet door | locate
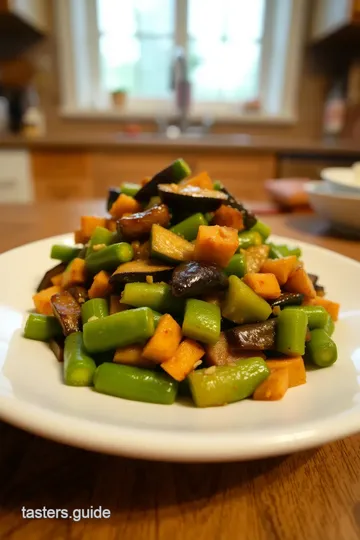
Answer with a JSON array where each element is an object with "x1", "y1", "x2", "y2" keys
[{"x1": 31, "y1": 151, "x2": 93, "y2": 201}]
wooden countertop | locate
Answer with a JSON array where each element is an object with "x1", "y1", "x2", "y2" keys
[
  {"x1": 1, "y1": 133, "x2": 360, "y2": 156},
  {"x1": 0, "y1": 200, "x2": 359, "y2": 540}
]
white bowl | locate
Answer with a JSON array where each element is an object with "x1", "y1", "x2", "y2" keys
[
  {"x1": 305, "y1": 181, "x2": 360, "y2": 235},
  {"x1": 320, "y1": 167, "x2": 360, "y2": 194}
]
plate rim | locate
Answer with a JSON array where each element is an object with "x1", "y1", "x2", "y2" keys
[{"x1": 0, "y1": 232, "x2": 360, "y2": 462}]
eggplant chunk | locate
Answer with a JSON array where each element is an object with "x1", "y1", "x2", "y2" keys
[
  {"x1": 117, "y1": 204, "x2": 171, "y2": 241},
  {"x1": 135, "y1": 158, "x2": 191, "y2": 202},
  {"x1": 158, "y1": 184, "x2": 228, "y2": 213},
  {"x1": 171, "y1": 261, "x2": 229, "y2": 298},
  {"x1": 65, "y1": 286, "x2": 89, "y2": 304},
  {"x1": 49, "y1": 336, "x2": 65, "y2": 362},
  {"x1": 269, "y1": 292, "x2": 304, "y2": 309},
  {"x1": 308, "y1": 273, "x2": 318, "y2": 285},
  {"x1": 226, "y1": 319, "x2": 277, "y2": 350},
  {"x1": 36, "y1": 262, "x2": 67, "y2": 292},
  {"x1": 205, "y1": 332, "x2": 264, "y2": 366},
  {"x1": 50, "y1": 290, "x2": 82, "y2": 336},
  {"x1": 110, "y1": 259, "x2": 173, "y2": 287}
]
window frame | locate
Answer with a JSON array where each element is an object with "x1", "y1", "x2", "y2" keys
[{"x1": 56, "y1": 0, "x2": 306, "y2": 124}]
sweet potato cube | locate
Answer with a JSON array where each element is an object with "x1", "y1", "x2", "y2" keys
[
  {"x1": 161, "y1": 339, "x2": 205, "y2": 381},
  {"x1": 212, "y1": 205, "x2": 244, "y2": 230},
  {"x1": 142, "y1": 314, "x2": 182, "y2": 364},
  {"x1": 88, "y1": 271, "x2": 113, "y2": 299},
  {"x1": 80, "y1": 216, "x2": 107, "y2": 238},
  {"x1": 284, "y1": 266, "x2": 316, "y2": 298},
  {"x1": 266, "y1": 356, "x2": 306, "y2": 388},
  {"x1": 109, "y1": 194, "x2": 141, "y2": 219},
  {"x1": 242, "y1": 273, "x2": 281, "y2": 300},
  {"x1": 180, "y1": 171, "x2": 213, "y2": 190},
  {"x1": 194, "y1": 225, "x2": 238, "y2": 268},
  {"x1": 260, "y1": 256, "x2": 298, "y2": 285},
  {"x1": 253, "y1": 368, "x2": 289, "y2": 400},
  {"x1": 33, "y1": 285, "x2": 61, "y2": 315},
  {"x1": 303, "y1": 296, "x2": 340, "y2": 321}
]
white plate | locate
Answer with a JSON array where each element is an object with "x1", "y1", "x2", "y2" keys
[
  {"x1": 321, "y1": 167, "x2": 360, "y2": 193},
  {"x1": 305, "y1": 181, "x2": 360, "y2": 235},
  {"x1": 0, "y1": 234, "x2": 359, "y2": 462}
]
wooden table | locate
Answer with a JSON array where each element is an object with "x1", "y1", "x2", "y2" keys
[{"x1": 0, "y1": 201, "x2": 359, "y2": 540}]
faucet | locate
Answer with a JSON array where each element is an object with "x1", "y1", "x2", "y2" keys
[{"x1": 170, "y1": 46, "x2": 190, "y2": 133}]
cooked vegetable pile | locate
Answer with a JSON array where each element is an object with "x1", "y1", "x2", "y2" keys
[{"x1": 24, "y1": 159, "x2": 341, "y2": 407}]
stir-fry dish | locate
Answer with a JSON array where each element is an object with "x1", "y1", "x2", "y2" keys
[{"x1": 24, "y1": 159, "x2": 340, "y2": 407}]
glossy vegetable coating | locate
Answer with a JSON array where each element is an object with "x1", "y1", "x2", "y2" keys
[
  {"x1": 85, "y1": 243, "x2": 134, "y2": 274},
  {"x1": 226, "y1": 319, "x2": 277, "y2": 350},
  {"x1": 24, "y1": 313, "x2": 62, "y2": 341},
  {"x1": 51, "y1": 245, "x2": 82, "y2": 263},
  {"x1": 86, "y1": 226, "x2": 113, "y2": 256},
  {"x1": 171, "y1": 261, "x2": 228, "y2": 298},
  {"x1": 188, "y1": 357, "x2": 270, "y2": 407},
  {"x1": 64, "y1": 332, "x2": 96, "y2": 386},
  {"x1": 81, "y1": 298, "x2": 109, "y2": 324},
  {"x1": 83, "y1": 307, "x2": 155, "y2": 353},
  {"x1": 283, "y1": 305, "x2": 328, "y2": 330},
  {"x1": 182, "y1": 299, "x2": 221, "y2": 345},
  {"x1": 323, "y1": 313, "x2": 335, "y2": 336},
  {"x1": 222, "y1": 275, "x2": 272, "y2": 324},
  {"x1": 170, "y1": 213, "x2": 207, "y2": 241},
  {"x1": 305, "y1": 328, "x2": 337, "y2": 367},
  {"x1": 121, "y1": 282, "x2": 184, "y2": 316},
  {"x1": 117, "y1": 204, "x2": 171, "y2": 241},
  {"x1": 269, "y1": 292, "x2": 304, "y2": 309},
  {"x1": 50, "y1": 290, "x2": 82, "y2": 335},
  {"x1": 224, "y1": 253, "x2": 247, "y2": 278},
  {"x1": 276, "y1": 309, "x2": 308, "y2": 356},
  {"x1": 237, "y1": 230, "x2": 262, "y2": 250},
  {"x1": 94, "y1": 362, "x2": 178, "y2": 404}
]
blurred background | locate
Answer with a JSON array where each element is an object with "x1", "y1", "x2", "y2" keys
[{"x1": 0, "y1": 0, "x2": 360, "y2": 209}]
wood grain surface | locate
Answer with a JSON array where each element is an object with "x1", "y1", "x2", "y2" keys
[{"x1": 0, "y1": 200, "x2": 359, "y2": 540}]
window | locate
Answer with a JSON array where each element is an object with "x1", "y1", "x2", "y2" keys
[{"x1": 56, "y1": 0, "x2": 306, "y2": 122}]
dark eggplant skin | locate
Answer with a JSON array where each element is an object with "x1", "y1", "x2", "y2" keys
[
  {"x1": 226, "y1": 319, "x2": 277, "y2": 351},
  {"x1": 49, "y1": 336, "x2": 65, "y2": 362},
  {"x1": 110, "y1": 259, "x2": 173, "y2": 288},
  {"x1": 50, "y1": 290, "x2": 82, "y2": 336},
  {"x1": 117, "y1": 204, "x2": 171, "y2": 241},
  {"x1": 135, "y1": 158, "x2": 190, "y2": 202},
  {"x1": 269, "y1": 292, "x2": 304, "y2": 309},
  {"x1": 36, "y1": 262, "x2": 67, "y2": 292},
  {"x1": 220, "y1": 187, "x2": 257, "y2": 229},
  {"x1": 107, "y1": 187, "x2": 121, "y2": 211},
  {"x1": 308, "y1": 273, "x2": 318, "y2": 285},
  {"x1": 158, "y1": 184, "x2": 228, "y2": 213},
  {"x1": 314, "y1": 284, "x2": 325, "y2": 297},
  {"x1": 65, "y1": 286, "x2": 88, "y2": 304},
  {"x1": 171, "y1": 261, "x2": 229, "y2": 298}
]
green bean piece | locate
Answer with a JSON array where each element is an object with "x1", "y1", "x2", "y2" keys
[
  {"x1": 85, "y1": 243, "x2": 133, "y2": 274},
  {"x1": 188, "y1": 357, "x2": 270, "y2": 407},
  {"x1": 182, "y1": 299, "x2": 221, "y2": 345},
  {"x1": 305, "y1": 328, "x2": 337, "y2": 367},
  {"x1": 64, "y1": 332, "x2": 96, "y2": 386},
  {"x1": 237, "y1": 230, "x2": 262, "y2": 250},
  {"x1": 81, "y1": 298, "x2": 109, "y2": 324},
  {"x1": 120, "y1": 182, "x2": 141, "y2": 197},
  {"x1": 276, "y1": 309, "x2": 308, "y2": 356},
  {"x1": 152, "y1": 310, "x2": 162, "y2": 328},
  {"x1": 250, "y1": 220, "x2": 271, "y2": 240},
  {"x1": 212, "y1": 180, "x2": 223, "y2": 191},
  {"x1": 83, "y1": 307, "x2": 155, "y2": 353},
  {"x1": 170, "y1": 213, "x2": 207, "y2": 241},
  {"x1": 224, "y1": 253, "x2": 247, "y2": 278},
  {"x1": 283, "y1": 305, "x2": 328, "y2": 330},
  {"x1": 23, "y1": 313, "x2": 62, "y2": 341},
  {"x1": 86, "y1": 226, "x2": 113, "y2": 256},
  {"x1": 323, "y1": 313, "x2": 335, "y2": 336},
  {"x1": 94, "y1": 363, "x2": 178, "y2": 405},
  {"x1": 121, "y1": 283, "x2": 185, "y2": 316},
  {"x1": 222, "y1": 275, "x2": 272, "y2": 324},
  {"x1": 50, "y1": 245, "x2": 81, "y2": 263},
  {"x1": 204, "y1": 212, "x2": 214, "y2": 223},
  {"x1": 268, "y1": 243, "x2": 302, "y2": 259}
]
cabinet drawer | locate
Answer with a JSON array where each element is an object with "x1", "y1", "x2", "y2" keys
[{"x1": 0, "y1": 150, "x2": 33, "y2": 203}]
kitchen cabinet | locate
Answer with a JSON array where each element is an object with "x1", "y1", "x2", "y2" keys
[
  {"x1": 0, "y1": 150, "x2": 33, "y2": 202},
  {"x1": 278, "y1": 155, "x2": 356, "y2": 179},
  {"x1": 311, "y1": 0, "x2": 360, "y2": 42},
  {"x1": 0, "y1": 0, "x2": 48, "y2": 33}
]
